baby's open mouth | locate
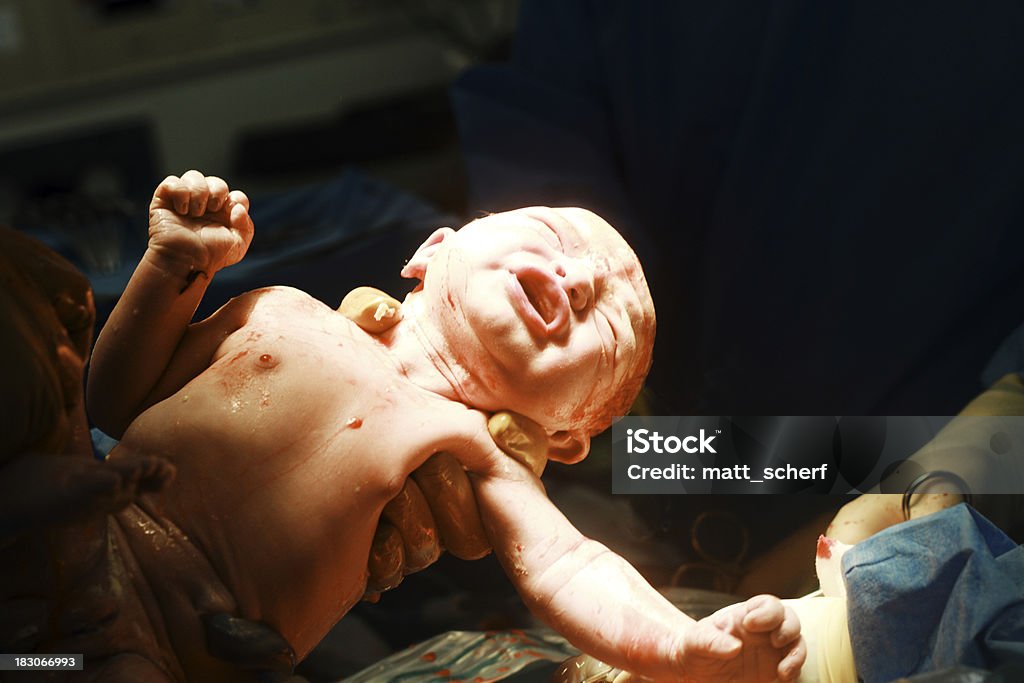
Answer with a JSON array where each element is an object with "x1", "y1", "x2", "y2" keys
[
  {"x1": 521, "y1": 276, "x2": 556, "y2": 324},
  {"x1": 510, "y1": 266, "x2": 569, "y2": 338}
]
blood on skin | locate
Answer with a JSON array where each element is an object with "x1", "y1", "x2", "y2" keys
[
  {"x1": 346, "y1": 417, "x2": 363, "y2": 429},
  {"x1": 816, "y1": 535, "x2": 833, "y2": 559},
  {"x1": 227, "y1": 350, "x2": 250, "y2": 364}
]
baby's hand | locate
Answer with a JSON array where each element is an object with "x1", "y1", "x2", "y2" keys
[
  {"x1": 681, "y1": 595, "x2": 805, "y2": 682},
  {"x1": 148, "y1": 170, "x2": 253, "y2": 277}
]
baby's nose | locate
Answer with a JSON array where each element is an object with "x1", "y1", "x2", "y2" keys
[{"x1": 557, "y1": 258, "x2": 595, "y2": 312}]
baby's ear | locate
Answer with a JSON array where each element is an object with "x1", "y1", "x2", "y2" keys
[
  {"x1": 400, "y1": 227, "x2": 455, "y2": 280},
  {"x1": 547, "y1": 430, "x2": 591, "y2": 465}
]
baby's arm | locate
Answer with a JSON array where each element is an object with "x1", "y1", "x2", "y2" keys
[
  {"x1": 87, "y1": 171, "x2": 253, "y2": 437},
  {"x1": 454, "y1": 428, "x2": 804, "y2": 681}
]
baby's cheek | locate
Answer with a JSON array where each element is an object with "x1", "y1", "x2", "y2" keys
[{"x1": 575, "y1": 336, "x2": 615, "y2": 393}]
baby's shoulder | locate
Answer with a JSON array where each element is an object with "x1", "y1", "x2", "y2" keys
[
  {"x1": 243, "y1": 285, "x2": 318, "y2": 308},
  {"x1": 203, "y1": 286, "x2": 336, "y2": 358},
  {"x1": 231, "y1": 286, "x2": 333, "y2": 323}
]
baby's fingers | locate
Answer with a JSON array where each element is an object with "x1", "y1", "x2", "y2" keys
[
  {"x1": 770, "y1": 604, "x2": 802, "y2": 649},
  {"x1": 154, "y1": 174, "x2": 191, "y2": 215},
  {"x1": 776, "y1": 634, "x2": 807, "y2": 682},
  {"x1": 226, "y1": 192, "x2": 253, "y2": 234},
  {"x1": 206, "y1": 175, "x2": 230, "y2": 213},
  {"x1": 154, "y1": 170, "x2": 220, "y2": 216},
  {"x1": 181, "y1": 169, "x2": 211, "y2": 216},
  {"x1": 229, "y1": 201, "x2": 252, "y2": 232},
  {"x1": 740, "y1": 594, "x2": 786, "y2": 633},
  {"x1": 228, "y1": 188, "x2": 250, "y2": 211}
]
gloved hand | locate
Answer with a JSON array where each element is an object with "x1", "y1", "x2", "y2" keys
[{"x1": 338, "y1": 287, "x2": 549, "y2": 598}]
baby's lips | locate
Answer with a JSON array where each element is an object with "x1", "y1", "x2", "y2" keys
[{"x1": 512, "y1": 265, "x2": 570, "y2": 339}]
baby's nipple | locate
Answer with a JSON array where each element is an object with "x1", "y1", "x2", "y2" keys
[{"x1": 256, "y1": 353, "x2": 279, "y2": 369}]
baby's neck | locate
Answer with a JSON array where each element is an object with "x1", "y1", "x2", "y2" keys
[{"x1": 376, "y1": 296, "x2": 479, "y2": 407}]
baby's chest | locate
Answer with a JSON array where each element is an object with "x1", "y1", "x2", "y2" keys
[
  {"x1": 207, "y1": 324, "x2": 396, "y2": 422},
  {"x1": 205, "y1": 317, "x2": 459, "y2": 468}
]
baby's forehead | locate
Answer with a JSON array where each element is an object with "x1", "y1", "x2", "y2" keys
[
  {"x1": 463, "y1": 207, "x2": 628, "y2": 259},
  {"x1": 459, "y1": 205, "x2": 653, "y2": 312}
]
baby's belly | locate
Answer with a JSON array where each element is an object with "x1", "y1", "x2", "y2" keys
[{"x1": 115, "y1": 339, "x2": 426, "y2": 648}]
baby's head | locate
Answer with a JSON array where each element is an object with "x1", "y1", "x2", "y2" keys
[{"x1": 401, "y1": 207, "x2": 655, "y2": 463}]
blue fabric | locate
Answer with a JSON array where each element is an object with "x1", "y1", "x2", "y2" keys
[{"x1": 843, "y1": 504, "x2": 1024, "y2": 682}]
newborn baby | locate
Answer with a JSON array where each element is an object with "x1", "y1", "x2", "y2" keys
[{"x1": 87, "y1": 171, "x2": 805, "y2": 681}]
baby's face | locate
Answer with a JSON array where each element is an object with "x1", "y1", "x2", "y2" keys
[{"x1": 415, "y1": 207, "x2": 651, "y2": 430}]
